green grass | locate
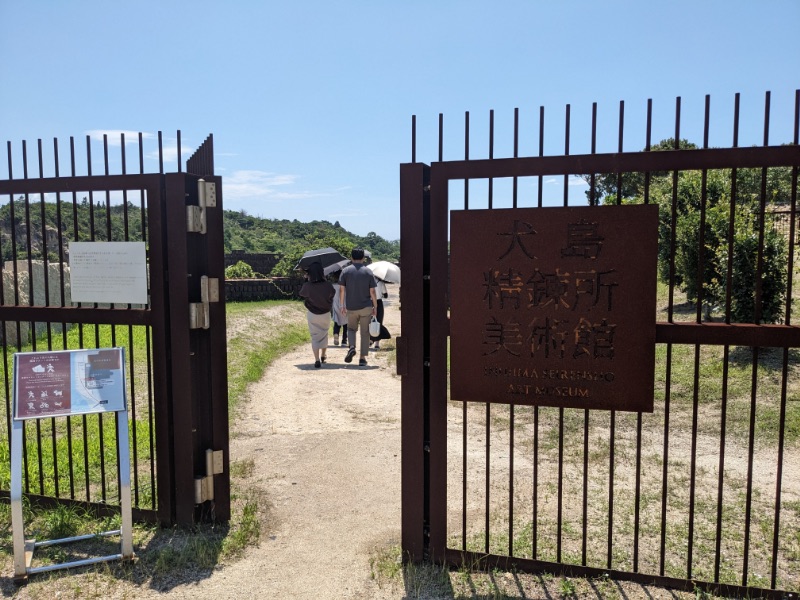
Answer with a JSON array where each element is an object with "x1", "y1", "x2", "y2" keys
[{"x1": 225, "y1": 299, "x2": 308, "y2": 412}]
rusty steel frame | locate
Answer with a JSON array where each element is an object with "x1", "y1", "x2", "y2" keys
[
  {"x1": 0, "y1": 132, "x2": 229, "y2": 526},
  {"x1": 400, "y1": 91, "x2": 800, "y2": 599}
]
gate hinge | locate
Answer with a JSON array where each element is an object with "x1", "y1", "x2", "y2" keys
[
  {"x1": 194, "y1": 449, "x2": 224, "y2": 504},
  {"x1": 189, "y1": 275, "x2": 220, "y2": 329},
  {"x1": 186, "y1": 179, "x2": 217, "y2": 234}
]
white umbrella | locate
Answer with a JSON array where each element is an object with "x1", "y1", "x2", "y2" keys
[{"x1": 368, "y1": 261, "x2": 401, "y2": 283}]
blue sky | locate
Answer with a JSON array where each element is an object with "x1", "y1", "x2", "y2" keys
[{"x1": 1, "y1": 1, "x2": 798, "y2": 242}]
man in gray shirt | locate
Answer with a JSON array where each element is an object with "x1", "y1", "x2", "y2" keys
[{"x1": 338, "y1": 247, "x2": 377, "y2": 366}]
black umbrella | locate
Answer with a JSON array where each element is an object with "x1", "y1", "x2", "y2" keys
[{"x1": 295, "y1": 247, "x2": 347, "y2": 270}]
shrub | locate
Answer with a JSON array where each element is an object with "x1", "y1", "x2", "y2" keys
[{"x1": 225, "y1": 261, "x2": 256, "y2": 279}]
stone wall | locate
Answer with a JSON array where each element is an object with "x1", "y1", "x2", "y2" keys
[
  {"x1": 225, "y1": 251, "x2": 281, "y2": 276},
  {"x1": 2, "y1": 260, "x2": 72, "y2": 346},
  {"x1": 224, "y1": 277, "x2": 304, "y2": 302}
]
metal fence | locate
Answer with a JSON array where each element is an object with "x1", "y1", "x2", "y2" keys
[
  {"x1": 0, "y1": 131, "x2": 227, "y2": 525},
  {"x1": 400, "y1": 90, "x2": 800, "y2": 599}
]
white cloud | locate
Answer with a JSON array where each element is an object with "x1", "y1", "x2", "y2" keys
[
  {"x1": 85, "y1": 130, "x2": 155, "y2": 145},
  {"x1": 224, "y1": 170, "x2": 315, "y2": 201},
  {"x1": 544, "y1": 176, "x2": 588, "y2": 187}
]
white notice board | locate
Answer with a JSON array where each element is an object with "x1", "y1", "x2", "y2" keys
[
  {"x1": 13, "y1": 348, "x2": 127, "y2": 420},
  {"x1": 69, "y1": 241, "x2": 147, "y2": 305}
]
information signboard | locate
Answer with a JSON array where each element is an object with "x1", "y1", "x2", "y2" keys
[
  {"x1": 10, "y1": 347, "x2": 133, "y2": 581},
  {"x1": 450, "y1": 205, "x2": 657, "y2": 413},
  {"x1": 13, "y1": 348, "x2": 127, "y2": 420},
  {"x1": 69, "y1": 241, "x2": 148, "y2": 305}
]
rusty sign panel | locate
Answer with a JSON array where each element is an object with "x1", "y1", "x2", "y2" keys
[{"x1": 450, "y1": 204, "x2": 658, "y2": 412}]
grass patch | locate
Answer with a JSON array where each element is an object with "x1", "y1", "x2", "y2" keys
[{"x1": 225, "y1": 300, "x2": 308, "y2": 413}]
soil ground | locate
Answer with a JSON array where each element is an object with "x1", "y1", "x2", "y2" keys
[{"x1": 3, "y1": 297, "x2": 771, "y2": 599}]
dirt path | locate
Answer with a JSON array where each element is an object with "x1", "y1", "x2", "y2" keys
[{"x1": 166, "y1": 298, "x2": 404, "y2": 599}]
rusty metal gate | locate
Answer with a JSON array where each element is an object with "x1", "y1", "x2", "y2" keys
[
  {"x1": 399, "y1": 91, "x2": 800, "y2": 598},
  {"x1": 0, "y1": 131, "x2": 229, "y2": 526}
]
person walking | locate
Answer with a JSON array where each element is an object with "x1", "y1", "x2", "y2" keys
[
  {"x1": 371, "y1": 277, "x2": 388, "y2": 350},
  {"x1": 331, "y1": 272, "x2": 348, "y2": 346},
  {"x1": 338, "y1": 247, "x2": 377, "y2": 367},
  {"x1": 298, "y1": 261, "x2": 335, "y2": 368}
]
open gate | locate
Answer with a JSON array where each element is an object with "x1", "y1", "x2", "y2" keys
[
  {"x1": 399, "y1": 91, "x2": 800, "y2": 598},
  {"x1": 0, "y1": 132, "x2": 229, "y2": 526}
]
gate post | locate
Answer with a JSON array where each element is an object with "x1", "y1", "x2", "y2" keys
[
  {"x1": 163, "y1": 173, "x2": 230, "y2": 525},
  {"x1": 399, "y1": 163, "x2": 428, "y2": 561},
  {"x1": 400, "y1": 162, "x2": 448, "y2": 562}
]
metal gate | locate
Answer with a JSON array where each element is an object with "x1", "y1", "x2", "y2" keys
[
  {"x1": 0, "y1": 131, "x2": 229, "y2": 526},
  {"x1": 399, "y1": 91, "x2": 800, "y2": 598}
]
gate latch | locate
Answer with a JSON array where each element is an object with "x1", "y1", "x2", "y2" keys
[
  {"x1": 194, "y1": 449, "x2": 224, "y2": 504},
  {"x1": 189, "y1": 275, "x2": 219, "y2": 329},
  {"x1": 186, "y1": 179, "x2": 217, "y2": 234}
]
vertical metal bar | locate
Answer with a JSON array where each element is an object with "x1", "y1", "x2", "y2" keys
[
  {"x1": 140, "y1": 132, "x2": 156, "y2": 510},
  {"x1": 743, "y1": 94, "x2": 771, "y2": 584},
  {"x1": 462, "y1": 111, "x2": 469, "y2": 550},
  {"x1": 607, "y1": 409, "x2": 615, "y2": 569},
  {"x1": 508, "y1": 401, "x2": 514, "y2": 556},
  {"x1": 742, "y1": 347, "x2": 759, "y2": 586},
  {"x1": 725, "y1": 94, "x2": 740, "y2": 322},
  {"x1": 532, "y1": 404, "x2": 539, "y2": 558},
  {"x1": 714, "y1": 95, "x2": 741, "y2": 581},
  {"x1": 616, "y1": 101, "x2": 624, "y2": 205},
  {"x1": 581, "y1": 407, "x2": 589, "y2": 565},
  {"x1": 633, "y1": 410, "x2": 643, "y2": 572},
  {"x1": 754, "y1": 91, "x2": 771, "y2": 325},
  {"x1": 22, "y1": 141, "x2": 46, "y2": 496},
  {"x1": 688, "y1": 343, "x2": 701, "y2": 579},
  {"x1": 53, "y1": 137, "x2": 74, "y2": 500},
  {"x1": 538, "y1": 106, "x2": 544, "y2": 208},
  {"x1": 412, "y1": 115, "x2": 416, "y2": 163},
  {"x1": 513, "y1": 107, "x2": 519, "y2": 208},
  {"x1": 557, "y1": 407, "x2": 563, "y2": 562},
  {"x1": 120, "y1": 133, "x2": 140, "y2": 507},
  {"x1": 714, "y1": 345, "x2": 730, "y2": 583},
  {"x1": 38, "y1": 138, "x2": 60, "y2": 500},
  {"x1": 464, "y1": 111, "x2": 469, "y2": 209},
  {"x1": 688, "y1": 95, "x2": 711, "y2": 579},
  {"x1": 176, "y1": 130, "x2": 182, "y2": 173},
  {"x1": 667, "y1": 98, "x2": 682, "y2": 322},
  {"x1": 696, "y1": 95, "x2": 711, "y2": 322},
  {"x1": 563, "y1": 104, "x2": 570, "y2": 206},
  {"x1": 659, "y1": 344, "x2": 673, "y2": 575},
  {"x1": 484, "y1": 400, "x2": 490, "y2": 554},
  {"x1": 771, "y1": 89, "x2": 800, "y2": 588},
  {"x1": 1, "y1": 142, "x2": 11, "y2": 442},
  {"x1": 644, "y1": 99, "x2": 653, "y2": 202},
  {"x1": 634, "y1": 98, "x2": 653, "y2": 572},
  {"x1": 438, "y1": 114, "x2": 443, "y2": 163},
  {"x1": 488, "y1": 110, "x2": 494, "y2": 209},
  {"x1": 589, "y1": 103, "x2": 597, "y2": 205}
]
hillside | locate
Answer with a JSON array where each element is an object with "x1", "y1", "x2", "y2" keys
[
  {"x1": 222, "y1": 209, "x2": 400, "y2": 276},
  {"x1": 0, "y1": 200, "x2": 400, "y2": 277}
]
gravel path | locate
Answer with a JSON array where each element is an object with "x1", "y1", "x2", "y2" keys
[{"x1": 165, "y1": 298, "x2": 404, "y2": 599}]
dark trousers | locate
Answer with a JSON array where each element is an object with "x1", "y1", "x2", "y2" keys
[{"x1": 333, "y1": 322, "x2": 348, "y2": 343}]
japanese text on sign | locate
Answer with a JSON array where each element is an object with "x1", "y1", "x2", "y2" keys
[{"x1": 449, "y1": 205, "x2": 657, "y2": 412}]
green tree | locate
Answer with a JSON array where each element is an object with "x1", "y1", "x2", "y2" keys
[{"x1": 583, "y1": 140, "x2": 792, "y2": 323}]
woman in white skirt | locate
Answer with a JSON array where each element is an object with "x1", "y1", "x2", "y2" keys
[{"x1": 298, "y1": 262, "x2": 336, "y2": 368}]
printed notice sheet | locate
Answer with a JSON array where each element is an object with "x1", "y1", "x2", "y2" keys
[
  {"x1": 13, "y1": 348, "x2": 127, "y2": 420},
  {"x1": 69, "y1": 241, "x2": 148, "y2": 305}
]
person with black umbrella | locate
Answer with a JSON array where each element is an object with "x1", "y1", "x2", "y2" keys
[
  {"x1": 338, "y1": 247, "x2": 377, "y2": 367},
  {"x1": 298, "y1": 262, "x2": 335, "y2": 368}
]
